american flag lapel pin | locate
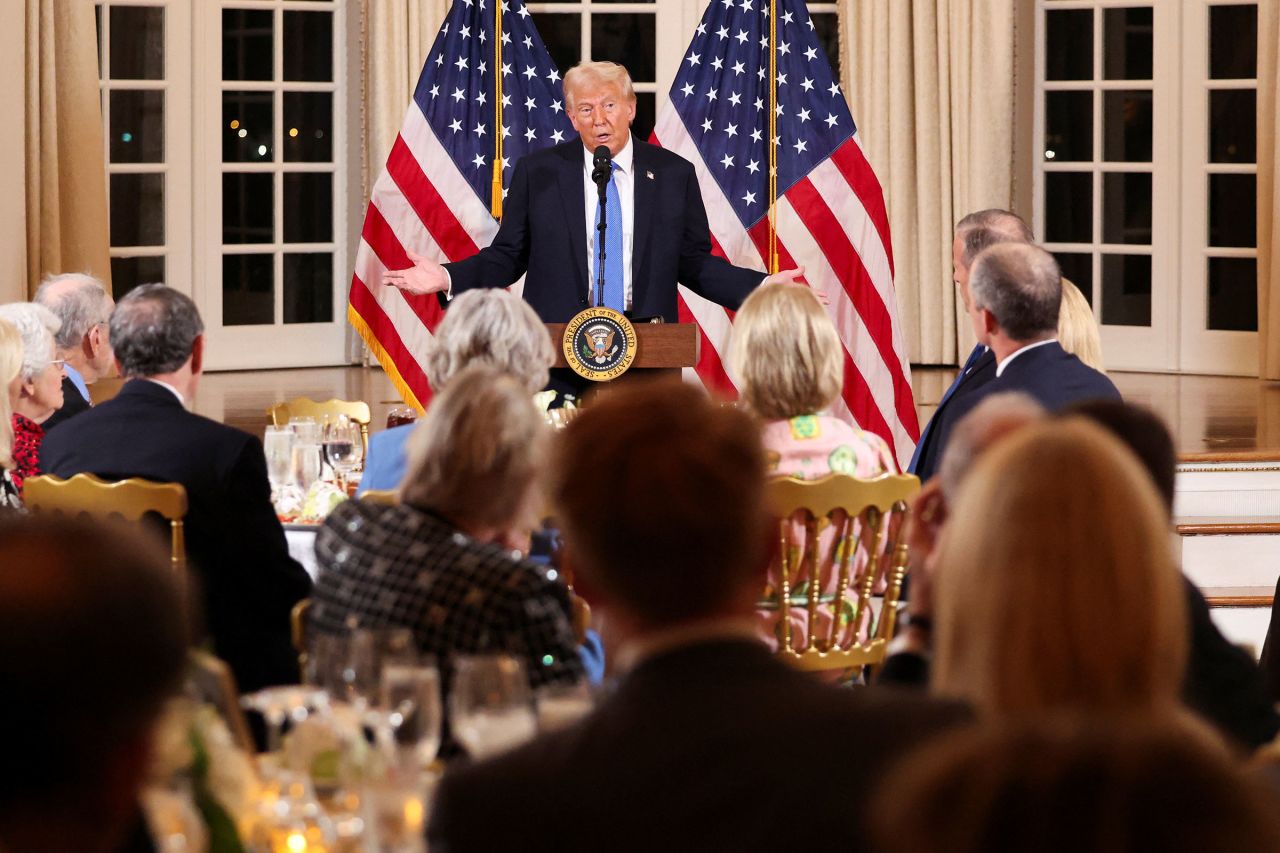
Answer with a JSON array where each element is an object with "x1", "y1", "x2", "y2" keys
[{"x1": 646, "y1": 170, "x2": 655, "y2": 180}]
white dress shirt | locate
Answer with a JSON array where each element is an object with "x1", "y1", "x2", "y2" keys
[
  {"x1": 995, "y1": 338, "x2": 1058, "y2": 377},
  {"x1": 581, "y1": 134, "x2": 636, "y2": 311}
]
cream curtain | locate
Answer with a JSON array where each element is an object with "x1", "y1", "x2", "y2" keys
[
  {"x1": 363, "y1": 0, "x2": 449, "y2": 201},
  {"x1": 837, "y1": 0, "x2": 1018, "y2": 364},
  {"x1": 1258, "y1": 0, "x2": 1280, "y2": 379},
  {"x1": 22, "y1": 0, "x2": 110, "y2": 299}
]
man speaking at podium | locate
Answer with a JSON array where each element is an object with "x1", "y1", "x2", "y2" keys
[{"x1": 383, "y1": 60, "x2": 804, "y2": 330}]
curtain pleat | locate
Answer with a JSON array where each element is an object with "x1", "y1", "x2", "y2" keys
[{"x1": 1258, "y1": 0, "x2": 1280, "y2": 379}]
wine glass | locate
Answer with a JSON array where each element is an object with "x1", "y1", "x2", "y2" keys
[
  {"x1": 381, "y1": 661, "x2": 443, "y2": 769},
  {"x1": 449, "y1": 654, "x2": 536, "y2": 761},
  {"x1": 323, "y1": 416, "x2": 363, "y2": 490},
  {"x1": 263, "y1": 426, "x2": 295, "y2": 490},
  {"x1": 241, "y1": 685, "x2": 329, "y2": 755}
]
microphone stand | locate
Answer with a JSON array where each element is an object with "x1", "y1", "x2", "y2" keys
[{"x1": 592, "y1": 146, "x2": 611, "y2": 310}]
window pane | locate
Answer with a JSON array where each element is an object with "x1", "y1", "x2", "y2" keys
[
  {"x1": 1102, "y1": 90, "x2": 1152, "y2": 162},
  {"x1": 110, "y1": 6, "x2": 164, "y2": 80},
  {"x1": 283, "y1": 11, "x2": 334, "y2": 82},
  {"x1": 1208, "y1": 257, "x2": 1258, "y2": 332},
  {"x1": 110, "y1": 90, "x2": 164, "y2": 163},
  {"x1": 1102, "y1": 172, "x2": 1151, "y2": 245},
  {"x1": 1102, "y1": 7, "x2": 1153, "y2": 80},
  {"x1": 591, "y1": 15, "x2": 655, "y2": 83},
  {"x1": 223, "y1": 254, "x2": 275, "y2": 326},
  {"x1": 1210, "y1": 90, "x2": 1257, "y2": 163},
  {"x1": 1045, "y1": 10, "x2": 1093, "y2": 81},
  {"x1": 283, "y1": 174, "x2": 333, "y2": 243},
  {"x1": 109, "y1": 256, "x2": 166, "y2": 301},
  {"x1": 284, "y1": 254, "x2": 334, "y2": 324},
  {"x1": 223, "y1": 173, "x2": 274, "y2": 244},
  {"x1": 1208, "y1": 174, "x2": 1256, "y2": 249},
  {"x1": 534, "y1": 13, "x2": 580, "y2": 77},
  {"x1": 110, "y1": 174, "x2": 165, "y2": 247},
  {"x1": 1055, "y1": 252, "x2": 1093, "y2": 306},
  {"x1": 1045, "y1": 91, "x2": 1092, "y2": 162},
  {"x1": 1210, "y1": 4, "x2": 1257, "y2": 79},
  {"x1": 284, "y1": 93, "x2": 333, "y2": 162},
  {"x1": 1101, "y1": 254, "x2": 1152, "y2": 326},
  {"x1": 223, "y1": 9, "x2": 273, "y2": 82},
  {"x1": 223, "y1": 91, "x2": 274, "y2": 163},
  {"x1": 633, "y1": 92, "x2": 655, "y2": 144},
  {"x1": 1044, "y1": 172, "x2": 1092, "y2": 244},
  {"x1": 810, "y1": 14, "x2": 841, "y2": 82}
]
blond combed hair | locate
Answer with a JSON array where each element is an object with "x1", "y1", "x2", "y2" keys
[
  {"x1": 563, "y1": 61, "x2": 635, "y2": 109},
  {"x1": 728, "y1": 282, "x2": 842, "y2": 421},
  {"x1": 933, "y1": 418, "x2": 1187, "y2": 717},
  {"x1": 0, "y1": 319, "x2": 23, "y2": 468},
  {"x1": 400, "y1": 364, "x2": 548, "y2": 532},
  {"x1": 1058, "y1": 277, "x2": 1105, "y2": 372}
]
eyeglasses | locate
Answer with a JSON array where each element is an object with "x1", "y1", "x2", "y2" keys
[{"x1": 49, "y1": 360, "x2": 67, "y2": 371}]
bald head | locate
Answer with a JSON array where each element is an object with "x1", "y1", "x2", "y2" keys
[{"x1": 969, "y1": 242, "x2": 1063, "y2": 343}]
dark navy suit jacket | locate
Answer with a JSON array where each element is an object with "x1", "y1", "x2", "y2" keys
[
  {"x1": 912, "y1": 347, "x2": 996, "y2": 482},
  {"x1": 930, "y1": 341, "x2": 1121, "y2": 467},
  {"x1": 442, "y1": 139, "x2": 765, "y2": 322},
  {"x1": 39, "y1": 379, "x2": 312, "y2": 692}
]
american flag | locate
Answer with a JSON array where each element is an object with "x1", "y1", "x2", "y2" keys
[
  {"x1": 654, "y1": 0, "x2": 919, "y2": 462},
  {"x1": 347, "y1": 0, "x2": 575, "y2": 410}
]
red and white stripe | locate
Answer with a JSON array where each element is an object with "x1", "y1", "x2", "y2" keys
[{"x1": 655, "y1": 110, "x2": 919, "y2": 465}]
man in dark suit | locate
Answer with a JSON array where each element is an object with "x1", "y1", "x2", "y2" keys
[
  {"x1": 426, "y1": 380, "x2": 969, "y2": 852},
  {"x1": 383, "y1": 61, "x2": 804, "y2": 397},
  {"x1": 39, "y1": 285, "x2": 312, "y2": 693},
  {"x1": 33, "y1": 273, "x2": 116, "y2": 432},
  {"x1": 927, "y1": 242, "x2": 1120, "y2": 465},
  {"x1": 909, "y1": 209, "x2": 1034, "y2": 481}
]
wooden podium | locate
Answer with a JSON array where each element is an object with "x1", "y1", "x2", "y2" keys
[{"x1": 547, "y1": 322, "x2": 700, "y2": 379}]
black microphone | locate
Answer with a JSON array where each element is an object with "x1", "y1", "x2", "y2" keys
[{"x1": 591, "y1": 145, "x2": 612, "y2": 186}]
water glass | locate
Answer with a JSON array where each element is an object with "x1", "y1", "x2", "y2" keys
[
  {"x1": 289, "y1": 416, "x2": 321, "y2": 445},
  {"x1": 449, "y1": 655, "x2": 536, "y2": 761},
  {"x1": 291, "y1": 443, "x2": 323, "y2": 491},
  {"x1": 263, "y1": 426, "x2": 295, "y2": 489},
  {"x1": 381, "y1": 662, "x2": 443, "y2": 767}
]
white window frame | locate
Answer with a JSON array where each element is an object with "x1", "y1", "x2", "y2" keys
[{"x1": 192, "y1": 0, "x2": 353, "y2": 370}]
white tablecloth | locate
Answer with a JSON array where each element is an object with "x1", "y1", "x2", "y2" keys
[{"x1": 285, "y1": 526, "x2": 320, "y2": 580}]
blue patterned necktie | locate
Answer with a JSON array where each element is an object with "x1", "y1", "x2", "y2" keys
[{"x1": 594, "y1": 162, "x2": 625, "y2": 312}]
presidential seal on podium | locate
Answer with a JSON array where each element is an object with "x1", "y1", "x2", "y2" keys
[{"x1": 563, "y1": 307, "x2": 638, "y2": 382}]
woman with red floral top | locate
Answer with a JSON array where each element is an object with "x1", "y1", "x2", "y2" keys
[
  {"x1": 0, "y1": 303, "x2": 64, "y2": 495},
  {"x1": 0, "y1": 319, "x2": 25, "y2": 510}
]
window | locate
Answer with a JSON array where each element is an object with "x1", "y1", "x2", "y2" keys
[{"x1": 1034, "y1": 1, "x2": 1259, "y2": 374}]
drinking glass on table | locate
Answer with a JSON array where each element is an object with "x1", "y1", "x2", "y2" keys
[
  {"x1": 386, "y1": 406, "x2": 418, "y2": 430},
  {"x1": 291, "y1": 442, "x2": 322, "y2": 491},
  {"x1": 323, "y1": 416, "x2": 363, "y2": 490},
  {"x1": 449, "y1": 654, "x2": 537, "y2": 760},
  {"x1": 263, "y1": 425, "x2": 295, "y2": 490},
  {"x1": 381, "y1": 661, "x2": 443, "y2": 769},
  {"x1": 289, "y1": 416, "x2": 320, "y2": 445}
]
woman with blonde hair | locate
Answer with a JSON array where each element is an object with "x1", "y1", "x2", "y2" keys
[
  {"x1": 0, "y1": 303, "x2": 64, "y2": 494},
  {"x1": 1058, "y1": 278, "x2": 1104, "y2": 372},
  {"x1": 728, "y1": 282, "x2": 896, "y2": 654},
  {"x1": 932, "y1": 418, "x2": 1187, "y2": 717},
  {"x1": 0, "y1": 319, "x2": 23, "y2": 510}
]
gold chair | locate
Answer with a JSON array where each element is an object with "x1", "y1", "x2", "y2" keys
[
  {"x1": 360, "y1": 489, "x2": 398, "y2": 506},
  {"x1": 267, "y1": 397, "x2": 372, "y2": 451},
  {"x1": 188, "y1": 649, "x2": 256, "y2": 753},
  {"x1": 765, "y1": 472, "x2": 919, "y2": 674},
  {"x1": 23, "y1": 473, "x2": 189, "y2": 572},
  {"x1": 291, "y1": 598, "x2": 312, "y2": 680}
]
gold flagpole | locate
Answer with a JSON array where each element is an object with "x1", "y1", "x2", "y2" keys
[
  {"x1": 766, "y1": 0, "x2": 779, "y2": 273},
  {"x1": 491, "y1": 0, "x2": 505, "y2": 218}
]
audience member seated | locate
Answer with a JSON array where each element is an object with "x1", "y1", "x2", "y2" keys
[
  {"x1": 909, "y1": 208, "x2": 1034, "y2": 480},
  {"x1": 1058, "y1": 277, "x2": 1104, "y2": 372},
  {"x1": 926, "y1": 243, "x2": 1119, "y2": 469},
  {"x1": 1064, "y1": 399, "x2": 1280, "y2": 748},
  {"x1": 312, "y1": 365, "x2": 584, "y2": 707},
  {"x1": 39, "y1": 284, "x2": 311, "y2": 693},
  {"x1": 0, "y1": 320, "x2": 24, "y2": 511},
  {"x1": 0, "y1": 515, "x2": 188, "y2": 853},
  {"x1": 360, "y1": 289, "x2": 555, "y2": 493},
  {"x1": 871, "y1": 716, "x2": 1280, "y2": 853},
  {"x1": 0, "y1": 302, "x2": 64, "y2": 493},
  {"x1": 34, "y1": 273, "x2": 116, "y2": 432},
  {"x1": 928, "y1": 418, "x2": 1192, "y2": 722},
  {"x1": 727, "y1": 281, "x2": 896, "y2": 653},
  {"x1": 426, "y1": 380, "x2": 970, "y2": 852}
]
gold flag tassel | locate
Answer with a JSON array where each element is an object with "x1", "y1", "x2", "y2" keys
[
  {"x1": 490, "y1": 0, "x2": 505, "y2": 218},
  {"x1": 766, "y1": 0, "x2": 779, "y2": 273}
]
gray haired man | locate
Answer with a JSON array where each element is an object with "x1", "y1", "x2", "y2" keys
[{"x1": 34, "y1": 273, "x2": 115, "y2": 431}]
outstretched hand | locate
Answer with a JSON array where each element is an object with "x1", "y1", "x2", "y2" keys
[
  {"x1": 762, "y1": 265, "x2": 829, "y2": 304},
  {"x1": 382, "y1": 250, "x2": 449, "y2": 296}
]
